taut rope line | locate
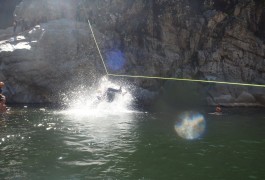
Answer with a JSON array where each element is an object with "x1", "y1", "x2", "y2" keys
[
  {"x1": 87, "y1": 19, "x2": 109, "y2": 75},
  {"x1": 108, "y1": 74, "x2": 265, "y2": 87}
]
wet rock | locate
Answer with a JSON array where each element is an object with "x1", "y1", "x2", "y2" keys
[
  {"x1": 207, "y1": 11, "x2": 227, "y2": 29},
  {"x1": 214, "y1": 94, "x2": 235, "y2": 104},
  {"x1": 255, "y1": 95, "x2": 265, "y2": 106},
  {"x1": 133, "y1": 87, "x2": 158, "y2": 107},
  {"x1": 235, "y1": 91, "x2": 256, "y2": 103}
]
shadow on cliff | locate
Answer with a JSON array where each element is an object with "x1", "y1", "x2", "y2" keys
[{"x1": 153, "y1": 81, "x2": 207, "y2": 112}]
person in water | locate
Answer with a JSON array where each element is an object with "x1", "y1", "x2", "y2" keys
[
  {"x1": 105, "y1": 87, "x2": 123, "y2": 102},
  {"x1": 215, "y1": 104, "x2": 222, "y2": 113},
  {"x1": 0, "y1": 82, "x2": 7, "y2": 113},
  {"x1": 97, "y1": 86, "x2": 126, "y2": 103}
]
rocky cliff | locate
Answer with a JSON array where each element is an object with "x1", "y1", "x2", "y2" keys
[
  {"x1": 0, "y1": 0, "x2": 22, "y2": 29},
  {"x1": 0, "y1": 0, "x2": 264, "y2": 107}
]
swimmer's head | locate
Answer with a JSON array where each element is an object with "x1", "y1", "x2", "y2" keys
[{"x1": 0, "y1": 82, "x2": 5, "y2": 88}]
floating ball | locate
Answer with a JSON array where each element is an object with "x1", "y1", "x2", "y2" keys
[{"x1": 175, "y1": 111, "x2": 206, "y2": 140}]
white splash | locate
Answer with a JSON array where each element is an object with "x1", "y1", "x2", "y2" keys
[
  {"x1": 62, "y1": 76, "x2": 135, "y2": 117},
  {"x1": 0, "y1": 36, "x2": 31, "y2": 53}
]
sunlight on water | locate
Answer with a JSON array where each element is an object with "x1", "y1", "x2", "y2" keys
[
  {"x1": 62, "y1": 76, "x2": 136, "y2": 117},
  {"x1": 175, "y1": 111, "x2": 206, "y2": 140}
]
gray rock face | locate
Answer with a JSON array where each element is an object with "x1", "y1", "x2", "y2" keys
[
  {"x1": 214, "y1": 95, "x2": 236, "y2": 104},
  {"x1": 0, "y1": 0, "x2": 22, "y2": 29},
  {"x1": 0, "y1": 0, "x2": 265, "y2": 107},
  {"x1": 0, "y1": 19, "x2": 105, "y2": 103}
]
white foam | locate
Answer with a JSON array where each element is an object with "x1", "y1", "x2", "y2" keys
[{"x1": 61, "y1": 76, "x2": 137, "y2": 117}]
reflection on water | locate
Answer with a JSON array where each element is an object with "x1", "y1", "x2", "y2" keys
[
  {"x1": 61, "y1": 111, "x2": 137, "y2": 169},
  {"x1": 0, "y1": 107, "x2": 265, "y2": 179},
  {"x1": 0, "y1": 106, "x2": 140, "y2": 179}
]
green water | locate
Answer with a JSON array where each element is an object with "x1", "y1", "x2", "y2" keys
[{"x1": 0, "y1": 106, "x2": 265, "y2": 180}]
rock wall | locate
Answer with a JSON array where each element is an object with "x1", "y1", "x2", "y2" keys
[
  {"x1": 0, "y1": 20, "x2": 106, "y2": 103},
  {"x1": 0, "y1": 0, "x2": 22, "y2": 29},
  {"x1": 0, "y1": 0, "x2": 264, "y2": 107}
]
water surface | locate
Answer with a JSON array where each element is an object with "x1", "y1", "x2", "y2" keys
[{"x1": 0, "y1": 106, "x2": 265, "y2": 179}]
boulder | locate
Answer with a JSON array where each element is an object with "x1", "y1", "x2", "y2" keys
[{"x1": 235, "y1": 91, "x2": 256, "y2": 103}]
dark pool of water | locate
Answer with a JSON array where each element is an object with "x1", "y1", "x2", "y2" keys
[{"x1": 0, "y1": 106, "x2": 265, "y2": 179}]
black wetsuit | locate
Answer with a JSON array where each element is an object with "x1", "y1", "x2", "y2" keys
[{"x1": 106, "y1": 88, "x2": 122, "y2": 102}]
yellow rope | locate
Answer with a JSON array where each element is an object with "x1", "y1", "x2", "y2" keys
[
  {"x1": 87, "y1": 19, "x2": 109, "y2": 75},
  {"x1": 81, "y1": 0, "x2": 265, "y2": 88},
  {"x1": 108, "y1": 74, "x2": 265, "y2": 88}
]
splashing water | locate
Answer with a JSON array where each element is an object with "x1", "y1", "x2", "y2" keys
[{"x1": 62, "y1": 76, "x2": 135, "y2": 117}]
